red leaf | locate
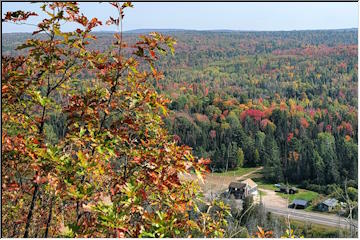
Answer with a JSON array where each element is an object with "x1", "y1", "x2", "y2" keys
[
  {"x1": 287, "y1": 133, "x2": 294, "y2": 143},
  {"x1": 139, "y1": 189, "x2": 147, "y2": 200},
  {"x1": 149, "y1": 50, "x2": 156, "y2": 58},
  {"x1": 198, "y1": 158, "x2": 211, "y2": 165},
  {"x1": 131, "y1": 156, "x2": 141, "y2": 164}
]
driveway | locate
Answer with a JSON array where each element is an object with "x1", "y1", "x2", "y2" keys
[{"x1": 259, "y1": 188, "x2": 288, "y2": 208}]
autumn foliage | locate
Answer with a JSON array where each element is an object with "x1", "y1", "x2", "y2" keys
[{"x1": 2, "y1": 2, "x2": 229, "y2": 237}]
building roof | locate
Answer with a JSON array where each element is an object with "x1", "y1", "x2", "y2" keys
[
  {"x1": 229, "y1": 182, "x2": 246, "y2": 189},
  {"x1": 292, "y1": 199, "x2": 308, "y2": 206},
  {"x1": 241, "y1": 178, "x2": 258, "y2": 189},
  {"x1": 322, "y1": 198, "x2": 338, "y2": 207}
]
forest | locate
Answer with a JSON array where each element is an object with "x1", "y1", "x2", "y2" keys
[
  {"x1": 156, "y1": 29, "x2": 358, "y2": 189},
  {"x1": 4, "y1": 29, "x2": 358, "y2": 188},
  {"x1": 1, "y1": 2, "x2": 358, "y2": 238}
]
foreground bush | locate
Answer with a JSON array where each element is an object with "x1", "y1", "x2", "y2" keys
[{"x1": 2, "y1": 2, "x2": 229, "y2": 237}]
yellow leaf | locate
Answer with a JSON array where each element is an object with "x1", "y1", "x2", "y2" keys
[{"x1": 195, "y1": 169, "x2": 204, "y2": 184}]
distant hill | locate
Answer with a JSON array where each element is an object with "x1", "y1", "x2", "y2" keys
[
  {"x1": 122, "y1": 28, "x2": 358, "y2": 34},
  {"x1": 123, "y1": 29, "x2": 190, "y2": 34},
  {"x1": 3, "y1": 28, "x2": 357, "y2": 55}
]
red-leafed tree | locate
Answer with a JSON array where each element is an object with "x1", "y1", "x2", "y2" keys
[
  {"x1": 2, "y1": 2, "x2": 229, "y2": 238},
  {"x1": 240, "y1": 109, "x2": 265, "y2": 122}
]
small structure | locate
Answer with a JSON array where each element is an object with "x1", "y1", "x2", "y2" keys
[
  {"x1": 241, "y1": 178, "x2": 258, "y2": 197},
  {"x1": 228, "y1": 178, "x2": 258, "y2": 200},
  {"x1": 317, "y1": 198, "x2": 338, "y2": 212},
  {"x1": 289, "y1": 199, "x2": 308, "y2": 209},
  {"x1": 228, "y1": 182, "x2": 246, "y2": 199}
]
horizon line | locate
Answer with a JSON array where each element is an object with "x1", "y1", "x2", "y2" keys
[{"x1": 2, "y1": 27, "x2": 358, "y2": 34}]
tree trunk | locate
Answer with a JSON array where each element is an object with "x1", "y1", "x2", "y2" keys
[
  {"x1": 44, "y1": 196, "x2": 54, "y2": 237},
  {"x1": 24, "y1": 183, "x2": 39, "y2": 238}
]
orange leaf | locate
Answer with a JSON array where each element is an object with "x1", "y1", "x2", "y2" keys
[
  {"x1": 2, "y1": 85, "x2": 9, "y2": 93},
  {"x1": 149, "y1": 171, "x2": 157, "y2": 181}
]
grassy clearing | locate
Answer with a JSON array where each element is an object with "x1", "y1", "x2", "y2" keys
[
  {"x1": 252, "y1": 170, "x2": 320, "y2": 203},
  {"x1": 276, "y1": 189, "x2": 319, "y2": 203},
  {"x1": 213, "y1": 167, "x2": 258, "y2": 177},
  {"x1": 249, "y1": 169, "x2": 278, "y2": 191},
  {"x1": 253, "y1": 173, "x2": 325, "y2": 213},
  {"x1": 253, "y1": 178, "x2": 277, "y2": 191},
  {"x1": 257, "y1": 182, "x2": 277, "y2": 191}
]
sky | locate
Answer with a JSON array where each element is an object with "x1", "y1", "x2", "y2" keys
[{"x1": 1, "y1": 2, "x2": 358, "y2": 33}]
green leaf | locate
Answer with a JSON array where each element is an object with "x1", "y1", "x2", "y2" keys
[
  {"x1": 79, "y1": 127, "x2": 86, "y2": 137},
  {"x1": 34, "y1": 91, "x2": 46, "y2": 106},
  {"x1": 157, "y1": 46, "x2": 167, "y2": 55},
  {"x1": 97, "y1": 145, "x2": 104, "y2": 154}
]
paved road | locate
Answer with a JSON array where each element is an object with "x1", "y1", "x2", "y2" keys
[
  {"x1": 264, "y1": 206, "x2": 356, "y2": 229},
  {"x1": 182, "y1": 167, "x2": 357, "y2": 229},
  {"x1": 260, "y1": 188, "x2": 357, "y2": 229}
]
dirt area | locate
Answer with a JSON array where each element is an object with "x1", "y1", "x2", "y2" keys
[
  {"x1": 179, "y1": 167, "x2": 263, "y2": 197},
  {"x1": 259, "y1": 188, "x2": 288, "y2": 208},
  {"x1": 180, "y1": 167, "x2": 299, "y2": 209},
  {"x1": 179, "y1": 172, "x2": 234, "y2": 195}
]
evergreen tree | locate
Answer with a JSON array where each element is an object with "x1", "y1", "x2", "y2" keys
[
  {"x1": 263, "y1": 126, "x2": 283, "y2": 182},
  {"x1": 255, "y1": 131, "x2": 266, "y2": 165},
  {"x1": 317, "y1": 132, "x2": 340, "y2": 184}
]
